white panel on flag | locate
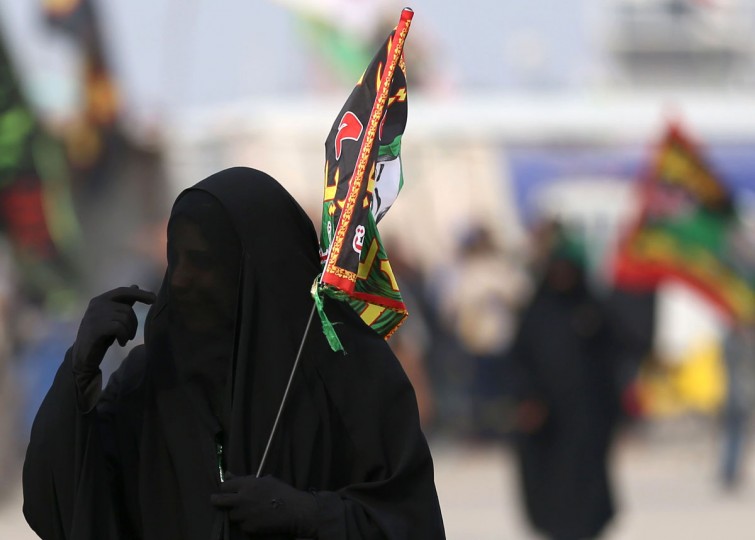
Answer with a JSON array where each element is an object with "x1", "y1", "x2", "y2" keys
[{"x1": 372, "y1": 155, "x2": 402, "y2": 224}]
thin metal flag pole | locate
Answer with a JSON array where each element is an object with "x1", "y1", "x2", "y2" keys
[
  {"x1": 255, "y1": 7, "x2": 413, "y2": 476},
  {"x1": 256, "y1": 302, "x2": 317, "y2": 477}
]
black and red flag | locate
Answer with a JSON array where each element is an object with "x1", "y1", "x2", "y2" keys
[{"x1": 315, "y1": 8, "x2": 413, "y2": 350}]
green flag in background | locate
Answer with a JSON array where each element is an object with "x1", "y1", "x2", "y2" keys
[
  {"x1": 315, "y1": 8, "x2": 413, "y2": 351},
  {"x1": 0, "y1": 19, "x2": 80, "y2": 308},
  {"x1": 272, "y1": 0, "x2": 389, "y2": 85}
]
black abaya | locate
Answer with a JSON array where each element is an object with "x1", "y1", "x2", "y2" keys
[
  {"x1": 23, "y1": 167, "x2": 445, "y2": 540},
  {"x1": 510, "y1": 261, "x2": 620, "y2": 540}
]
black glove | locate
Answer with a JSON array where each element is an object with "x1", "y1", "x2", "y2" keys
[
  {"x1": 211, "y1": 474, "x2": 318, "y2": 537},
  {"x1": 72, "y1": 286, "x2": 156, "y2": 409}
]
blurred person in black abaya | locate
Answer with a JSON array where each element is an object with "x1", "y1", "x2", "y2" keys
[
  {"x1": 509, "y1": 228, "x2": 621, "y2": 540},
  {"x1": 23, "y1": 167, "x2": 445, "y2": 540}
]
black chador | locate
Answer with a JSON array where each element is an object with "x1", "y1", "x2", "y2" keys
[
  {"x1": 510, "y1": 247, "x2": 620, "y2": 540},
  {"x1": 23, "y1": 167, "x2": 446, "y2": 540}
]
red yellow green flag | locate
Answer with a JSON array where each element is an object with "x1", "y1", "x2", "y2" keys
[{"x1": 614, "y1": 122, "x2": 755, "y2": 323}]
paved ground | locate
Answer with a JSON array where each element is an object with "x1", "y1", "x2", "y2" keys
[
  {"x1": 3, "y1": 418, "x2": 754, "y2": 539},
  {"x1": 434, "y1": 418, "x2": 755, "y2": 539}
]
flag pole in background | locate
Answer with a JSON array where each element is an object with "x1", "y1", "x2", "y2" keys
[
  {"x1": 256, "y1": 8, "x2": 414, "y2": 476},
  {"x1": 43, "y1": 0, "x2": 123, "y2": 193}
]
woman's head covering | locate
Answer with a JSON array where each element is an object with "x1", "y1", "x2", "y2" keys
[
  {"x1": 142, "y1": 167, "x2": 444, "y2": 539},
  {"x1": 146, "y1": 167, "x2": 322, "y2": 465},
  {"x1": 22, "y1": 167, "x2": 444, "y2": 540}
]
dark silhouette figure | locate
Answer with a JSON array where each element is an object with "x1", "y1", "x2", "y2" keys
[
  {"x1": 22, "y1": 167, "x2": 445, "y2": 540},
  {"x1": 510, "y1": 231, "x2": 621, "y2": 540}
]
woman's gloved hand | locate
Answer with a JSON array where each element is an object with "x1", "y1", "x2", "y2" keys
[
  {"x1": 71, "y1": 286, "x2": 155, "y2": 410},
  {"x1": 211, "y1": 474, "x2": 317, "y2": 537},
  {"x1": 73, "y1": 286, "x2": 156, "y2": 375}
]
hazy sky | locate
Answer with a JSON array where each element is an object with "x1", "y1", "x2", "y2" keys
[{"x1": 0, "y1": 0, "x2": 600, "y2": 120}]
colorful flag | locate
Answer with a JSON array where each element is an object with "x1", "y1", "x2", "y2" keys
[
  {"x1": 0, "y1": 22, "x2": 80, "y2": 307},
  {"x1": 271, "y1": 0, "x2": 389, "y2": 85},
  {"x1": 43, "y1": 0, "x2": 121, "y2": 189},
  {"x1": 613, "y1": 122, "x2": 755, "y2": 323},
  {"x1": 315, "y1": 8, "x2": 413, "y2": 350}
]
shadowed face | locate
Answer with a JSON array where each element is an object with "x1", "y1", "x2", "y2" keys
[{"x1": 167, "y1": 217, "x2": 238, "y2": 333}]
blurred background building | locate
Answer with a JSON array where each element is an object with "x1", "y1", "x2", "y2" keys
[{"x1": 3, "y1": 0, "x2": 755, "y2": 538}]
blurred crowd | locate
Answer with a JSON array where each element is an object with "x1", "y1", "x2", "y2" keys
[
  {"x1": 1, "y1": 151, "x2": 753, "y2": 540},
  {"x1": 4, "y1": 1, "x2": 755, "y2": 539}
]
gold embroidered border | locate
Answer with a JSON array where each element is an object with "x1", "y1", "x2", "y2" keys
[{"x1": 325, "y1": 14, "x2": 413, "y2": 282}]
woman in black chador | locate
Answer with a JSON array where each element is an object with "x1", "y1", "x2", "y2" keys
[
  {"x1": 510, "y1": 232, "x2": 620, "y2": 540},
  {"x1": 23, "y1": 167, "x2": 446, "y2": 540}
]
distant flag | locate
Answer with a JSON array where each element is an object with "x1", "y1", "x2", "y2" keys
[
  {"x1": 271, "y1": 0, "x2": 390, "y2": 85},
  {"x1": 314, "y1": 8, "x2": 413, "y2": 351},
  {"x1": 0, "y1": 22, "x2": 81, "y2": 307},
  {"x1": 613, "y1": 121, "x2": 755, "y2": 323}
]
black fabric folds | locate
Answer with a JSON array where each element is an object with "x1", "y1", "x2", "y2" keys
[
  {"x1": 510, "y1": 256, "x2": 620, "y2": 540},
  {"x1": 23, "y1": 167, "x2": 446, "y2": 539}
]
